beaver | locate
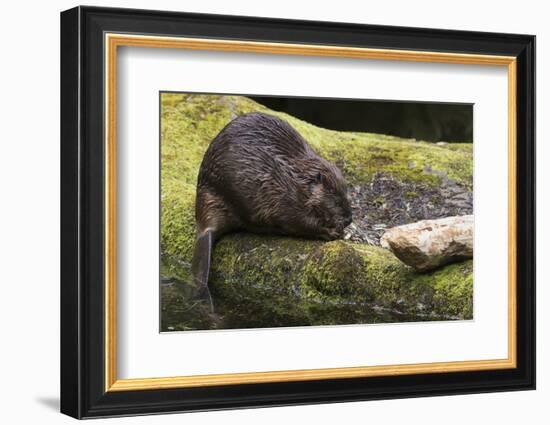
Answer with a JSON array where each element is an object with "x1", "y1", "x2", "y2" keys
[{"x1": 191, "y1": 112, "x2": 352, "y2": 310}]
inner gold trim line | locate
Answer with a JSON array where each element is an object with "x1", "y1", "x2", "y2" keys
[
  {"x1": 507, "y1": 59, "x2": 518, "y2": 369},
  {"x1": 105, "y1": 33, "x2": 118, "y2": 391},
  {"x1": 104, "y1": 33, "x2": 518, "y2": 392}
]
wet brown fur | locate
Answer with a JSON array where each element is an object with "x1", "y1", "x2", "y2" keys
[{"x1": 191, "y1": 112, "x2": 352, "y2": 309}]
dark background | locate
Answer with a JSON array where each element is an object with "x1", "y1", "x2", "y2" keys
[{"x1": 251, "y1": 96, "x2": 473, "y2": 143}]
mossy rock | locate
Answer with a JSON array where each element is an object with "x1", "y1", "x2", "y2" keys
[
  {"x1": 211, "y1": 237, "x2": 471, "y2": 325},
  {"x1": 160, "y1": 93, "x2": 473, "y2": 330}
]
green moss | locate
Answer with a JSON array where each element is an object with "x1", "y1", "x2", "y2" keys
[
  {"x1": 201, "y1": 233, "x2": 473, "y2": 322},
  {"x1": 373, "y1": 196, "x2": 385, "y2": 205},
  {"x1": 160, "y1": 182, "x2": 196, "y2": 264},
  {"x1": 301, "y1": 241, "x2": 369, "y2": 297},
  {"x1": 161, "y1": 230, "x2": 473, "y2": 327},
  {"x1": 430, "y1": 261, "x2": 474, "y2": 318}
]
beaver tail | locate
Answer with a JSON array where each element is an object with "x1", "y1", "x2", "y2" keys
[{"x1": 191, "y1": 229, "x2": 215, "y2": 312}]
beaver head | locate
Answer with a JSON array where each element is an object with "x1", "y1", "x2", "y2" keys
[{"x1": 303, "y1": 159, "x2": 352, "y2": 240}]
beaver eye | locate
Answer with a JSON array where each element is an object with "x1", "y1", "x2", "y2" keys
[{"x1": 315, "y1": 172, "x2": 323, "y2": 184}]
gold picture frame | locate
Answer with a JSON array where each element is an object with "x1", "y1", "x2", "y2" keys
[{"x1": 104, "y1": 34, "x2": 517, "y2": 392}]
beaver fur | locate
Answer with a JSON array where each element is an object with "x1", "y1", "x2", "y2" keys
[{"x1": 191, "y1": 112, "x2": 352, "y2": 310}]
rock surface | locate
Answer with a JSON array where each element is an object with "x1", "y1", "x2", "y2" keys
[
  {"x1": 380, "y1": 215, "x2": 473, "y2": 272},
  {"x1": 343, "y1": 173, "x2": 472, "y2": 246}
]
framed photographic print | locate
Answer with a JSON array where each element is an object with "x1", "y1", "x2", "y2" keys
[{"x1": 60, "y1": 6, "x2": 536, "y2": 419}]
